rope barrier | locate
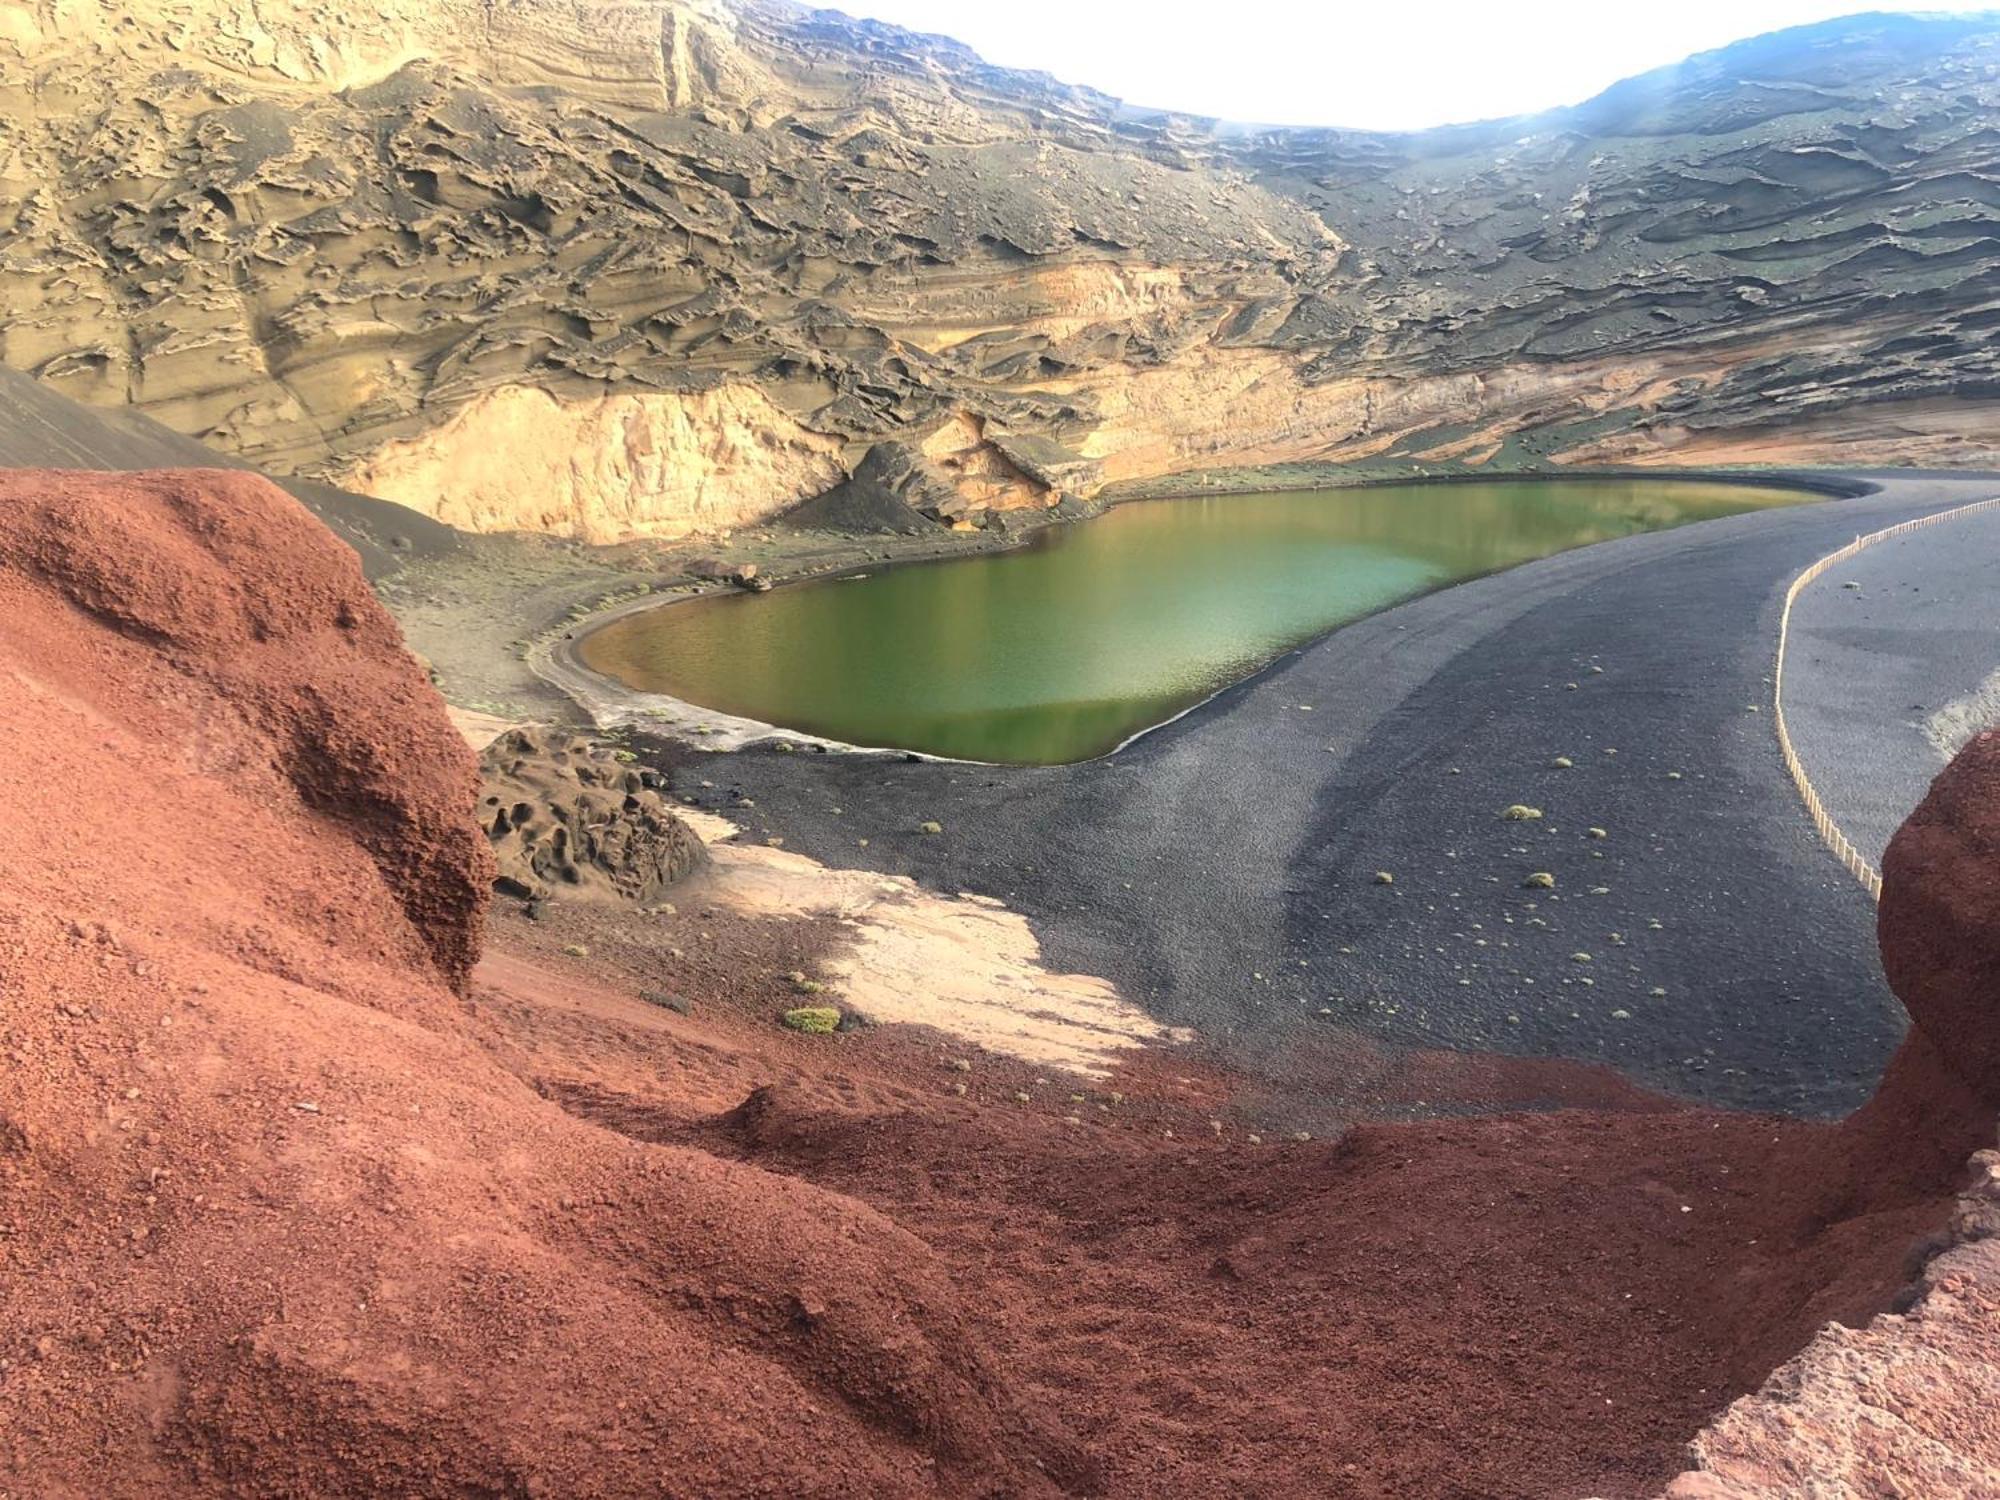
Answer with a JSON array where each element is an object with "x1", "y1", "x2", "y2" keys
[{"x1": 1773, "y1": 495, "x2": 2000, "y2": 901}]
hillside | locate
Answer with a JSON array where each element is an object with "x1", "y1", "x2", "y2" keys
[
  {"x1": 1, "y1": 2, "x2": 1996, "y2": 541},
  {"x1": 0, "y1": 462, "x2": 1993, "y2": 1497}
]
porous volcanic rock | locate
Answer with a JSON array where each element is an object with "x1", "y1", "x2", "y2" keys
[
  {"x1": 479, "y1": 727, "x2": 707, "y2": 902},
  {"x1": 1878, "y1": 726, "x2": 2000, "y2": 1111},
  {"x1": 0, "y1": 466, "x2": 1084, "y2": 1498},
  {"x1": 4, "y1": 4, "x2": 1998, "y2": 539}
]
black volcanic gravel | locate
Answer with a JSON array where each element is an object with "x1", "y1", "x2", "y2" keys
[{"x1": 641, "y1": 471, "x2": 2000, "y2": 1119}]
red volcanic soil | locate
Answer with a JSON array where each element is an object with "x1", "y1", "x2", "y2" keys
[{"x1": 0, "y1": 468, "x2": 1989, "y2": 1499}]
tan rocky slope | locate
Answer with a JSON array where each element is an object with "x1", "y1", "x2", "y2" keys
[{"x1": 3, "y1": 3, "x2": 1998, "y2": 540}]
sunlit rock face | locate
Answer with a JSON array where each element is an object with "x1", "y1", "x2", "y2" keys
[
  {"x1": 4, "y1": 2, "x2": 1999, "y2": 537},
  {"x1": 336, "y1": 383, "x2": 848, "y2": 542}
]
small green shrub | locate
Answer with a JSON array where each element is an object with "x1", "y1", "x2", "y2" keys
[{"x1": 781, "y1": 1006, "x2": 841, "y2": 1034}]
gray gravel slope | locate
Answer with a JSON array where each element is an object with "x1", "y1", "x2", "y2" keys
[{"x1": 1786, "y1": 499, "x2": 2000, "y2": 869}]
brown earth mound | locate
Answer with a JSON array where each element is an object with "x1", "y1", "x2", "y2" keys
[
  {"x1": 0, "y1": 469, "x2": 1084, "y2": 1497},
  {"x1": 1, "y1": 467, "x2": 1992, "y2": 1498},
  {"x1": 479, "y1": 727, "x2": 707, "y2": 903}
]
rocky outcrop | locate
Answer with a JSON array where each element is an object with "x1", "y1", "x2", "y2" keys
[
  {"x1": 1878, "y1": 728, "x2": 2000, "y2": 1115},
  {"x1": 1657, "y1": 731, "x2": 2000, "y2": 1496},
  {"x1": 0, "y1": 465, "x2": 1084, "y2": 1497},
  {"x1": 1664, "y1": 1199, "x2": 2000, "y2": 1498},
  {"x1": 4, "y1": 3, "x2": 1997, "y2": 538},
  {"x1": 479, "y1": 727, "x2": 707, "y2": 901},
  {"x1": 337, "y1": 383, "x2": 847, "y2": 543},
  {"x1": 788, "y1": 433, "x2": 1045, "y2": 533}
]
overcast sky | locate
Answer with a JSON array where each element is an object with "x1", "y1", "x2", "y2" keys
[{"x1": 822, "y1": 1, "x2": 1945, "y2": 130}]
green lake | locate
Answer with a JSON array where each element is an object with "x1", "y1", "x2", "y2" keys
[{"x1": 580, "y1": 479, "x2": 1814, "y2": 764}]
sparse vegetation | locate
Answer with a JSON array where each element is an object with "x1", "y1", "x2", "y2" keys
[{"x1": 781, "y1": 1005, "x2": 842, "y2": 1034}]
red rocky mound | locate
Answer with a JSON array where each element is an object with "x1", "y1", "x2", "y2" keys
[
  {"x1": 1877, "y1": 726, "x2": 2000, "y2": 1126},
  {"x1": 0, "y1": 470, "x2": 1084, "y2": 1497},
  {"x1": 1652, "y1": 728, "x2": 2000, "y2": 1495}
]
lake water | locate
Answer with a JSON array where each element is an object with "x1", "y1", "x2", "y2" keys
[{"x1": 580, "y1": 479, "x2": 1814, "y2": 764}]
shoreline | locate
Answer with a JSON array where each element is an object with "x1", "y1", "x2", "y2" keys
[
  {"x1": 1105, "y1": 463, "x2": 1880, "y2": 505},
  {"x1": 640, "y1": 471, "x2": 2000, "y2": 1118},
  {"x1": 543, "y1": 467, "x2": 1876, "y2": 765}
]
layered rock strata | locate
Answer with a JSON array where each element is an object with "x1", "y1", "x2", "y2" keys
[{"x1": 3, "y1": 4, "x2": 1997, "y2": 539}]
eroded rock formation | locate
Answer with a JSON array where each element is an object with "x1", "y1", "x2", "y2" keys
[
  {"x1": 3, "y1": 3, "x2": 1997, "y2": 539},
  {"x1": 479, "y1": 726, "x2": 707, "y2": 900}
]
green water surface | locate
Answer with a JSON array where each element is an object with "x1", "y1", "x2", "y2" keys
[{"x1": 581, "y1": 479, "x2": 1813, "y2": 763}]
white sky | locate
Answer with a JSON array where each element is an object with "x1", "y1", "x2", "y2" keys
[{"x1": 821, "y1": 1, "x2": 1949, "y2": 130}]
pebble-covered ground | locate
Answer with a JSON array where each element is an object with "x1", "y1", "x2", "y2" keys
[
  {"x1": 1786, "y1": 498, "x2": 2000, "y2": 868},
  {"x1": 654, "y1": 471, "x2": 2000, "y2": 1123}
]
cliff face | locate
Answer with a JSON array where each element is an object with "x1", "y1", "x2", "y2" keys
[{"x1": 3, "y1": 2, "x2": 1997, "y2": 539}]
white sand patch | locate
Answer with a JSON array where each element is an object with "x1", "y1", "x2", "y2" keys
[
  {"x1": 674, "y1": 809, "x2": 1186, "y2": 1076},
  {"x1": 1925, "y1": 667, "x2": 2000, "y2": 762},
  {"x1": 447, "y1": 706, "x2": 529, "y2": 752}
]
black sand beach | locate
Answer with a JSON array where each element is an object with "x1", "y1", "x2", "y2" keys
[{"x1": 639, "y1": 471, "x2": 2000, "y2": 1120}]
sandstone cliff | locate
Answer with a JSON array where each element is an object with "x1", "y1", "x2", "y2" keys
[{"x1": 2, "y1": 3, "x2": 1997, "y2": 539}]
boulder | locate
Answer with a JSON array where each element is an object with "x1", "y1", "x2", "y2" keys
[
  {"x1": 479, "y1": 729, "x2": 707, "y2": 903},
  {"x1": 1878, "y1": 725, "x2": 2000, "y2": 1106},
  {"x1": 685, "y1": 556, "x2": 763, "y2": 588}
]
